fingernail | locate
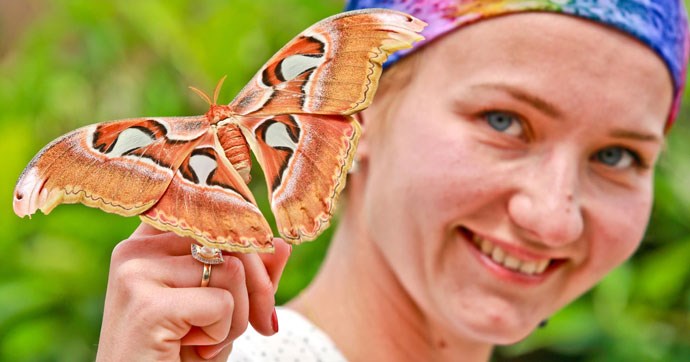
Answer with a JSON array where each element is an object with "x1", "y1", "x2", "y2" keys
[
  {"x1": 209, "y1": 343, "x2": 232, "y2": 359},
  {"x1": 288, "y1": 244, "x2": 293, "y2": 254},
  {"x1": 209, "y1": 349, "x2": 222, "y2": 359},
  {"x1": 271, "y1": 308, "x2": 279, "y2": 333}
]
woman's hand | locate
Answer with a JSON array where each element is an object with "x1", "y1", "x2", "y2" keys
[{"x1": 96, "y1": 223, "x2": 292, "y2": 361}]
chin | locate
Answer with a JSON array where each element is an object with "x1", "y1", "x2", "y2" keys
[
  {"x1": 444, "y1": 298, "x2": 544, "y2": 345},
  {"x1": 473, "y1": 316, "x2": 538, "y2": 345},
  {"x1": 462, "y1": 323, "x2": 539, "y2": 346}
]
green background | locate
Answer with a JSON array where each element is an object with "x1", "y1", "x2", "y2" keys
[{"x1": 0, "y1": 1, "x2": 688, "y2": 360}]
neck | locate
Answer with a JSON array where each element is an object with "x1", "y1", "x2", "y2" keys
[{"x1": 288, "y1": 173, "x2": 493, "y2": 362}]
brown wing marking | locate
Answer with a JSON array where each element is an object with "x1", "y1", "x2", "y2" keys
[
  {"x1": 141, "y1": 129, "x2": 274, "y2": 252},
  {"x1": 238, "y1": 114, "x2": 360, "y2": 243},
  {"x1": 13, "y1": 117, "x2": 208, "y2": 218},
  {"x1": 229, "y1": 9, "x2": 425, "y2": 116}
]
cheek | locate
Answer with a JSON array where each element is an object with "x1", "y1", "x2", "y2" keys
[
  {"x1": 363, "y1": 108, "x2": 492, "y2": 235},
  {"x1": 361, "y1": 117, "x2": 445, "y2": 258},
  {"x1": 360, "y1": 104, "x2": 518, "y2": 304},
  {"x1": 559, "y1": 189, "x2": 653, "y2": 310}
]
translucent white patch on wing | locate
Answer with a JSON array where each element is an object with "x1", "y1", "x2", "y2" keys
[
  {"x1": 189, "y1": 153, "x2": 217, "y2": 185},
  {"x1": 281, "y1": 55, "x2": 323, "y2": 81},
  {"x1": 300, "y1": 31, "x2": 328, "y2": 113},
  {"x1": 265, "y1": 122, "x2": 297, "y2": 151},
  {"x1": 108, "y1": 128, "x2": 156, "y2": 156}
]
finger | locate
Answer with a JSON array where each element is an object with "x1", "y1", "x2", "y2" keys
[
  {"x1": 107, "y1": 249, "x2": 248, "y2": 360},
  {"x1": 115, "y1": 229, "x2": 246, "y2": 263},
  {"x1": 112, "y1": 231, "x2": 194, "y2": 265},
  {"x1": 232, "y1": 238, "x2": 291, "y2": 336},
  {"x1": 230, "y1": 252, "x2": 277, "y2": 336},
  {"x1": 195, "y1": 341, "x2": 233, "y2": 361},
  {"x1": 182, "y1": 286, "x2": 245, "y2": 359},
  {"x1": 112, "y1": 253, "x2": 250, "y2": 346},
  {"x1": 171, "y1": 256, "x2": 250, "y2": 345},
  {"x1": 131, "y1": 221, "x2": 166, "y2": 237},
  {"x1": 160, "y1": 287, "x2": 234, "y2": 346},
  {"x1": 125, "y1": 223, "x2": 278, "y2": 259},
  {"x1": 101, "y1": 281, "x2": 234, "y2": 362},
  {"x1": 179, "y1": 342, "x2": 232, "y2": 361},
  {"x1": 114, "y1": 237, "x2": 289, "y2": 287},
  {"x1": 258, "y1": 238, "x2": 292, "y2": 292},
  {"x1": 161, "y1": 255, "x2": 243, "y2": 290}
]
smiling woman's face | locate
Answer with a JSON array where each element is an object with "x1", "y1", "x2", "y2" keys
[{"x1": 358, "y1": 13, "x2": 673, "y2": 344}]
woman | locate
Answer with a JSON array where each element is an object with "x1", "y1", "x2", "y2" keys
[{"x1": 96, "y1": 1, "x2": 689, "y2": 361}]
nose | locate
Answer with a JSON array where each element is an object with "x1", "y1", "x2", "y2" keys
[{"x1": 508, "y1": 153, "x2": 584, "y2": 247}]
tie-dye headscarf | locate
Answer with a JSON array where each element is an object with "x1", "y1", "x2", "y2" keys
[{"x1": 346, "y1": 0, "x2": 690, "y2": 129}]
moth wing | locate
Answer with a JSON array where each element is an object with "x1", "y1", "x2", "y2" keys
[
  {"x1": 237, "y1": 114, "x2": 360, "y2": 243},
  {"x1": 13, "y1": 116, "x2": 208, "y2": 218},
  {"x1": 229, "y1": 9, "x2": 426, "y2": 116},
  {"x1": 141, "y1": 129, "x2": 274, "y2": 252}
]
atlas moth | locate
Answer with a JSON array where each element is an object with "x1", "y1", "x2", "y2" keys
[{"x1": 12, "y1": 9, "x2": 426, "y2": 253}]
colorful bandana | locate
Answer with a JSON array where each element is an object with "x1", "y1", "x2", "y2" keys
[{"x1": 346, "y1": 0, "x2": 690, "y2": 128}]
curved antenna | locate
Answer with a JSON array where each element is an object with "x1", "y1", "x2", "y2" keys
[
  {"x1": 213, "y1": 75, "x2": 228, "y2": 105},
  {"x1": 189, "y1": 85, "x2": 212, "y2": 106}
]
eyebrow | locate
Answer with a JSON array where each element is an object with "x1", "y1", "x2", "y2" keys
[
  {"x1": 472, "y1": 83, "x2": 563, "y2": 119},
  {"x1": 609, "y1": 128, "x2": 661, "y2": 143},
  {"x1": 473, "y1": 83, "x2": 662, "y2": 143}
]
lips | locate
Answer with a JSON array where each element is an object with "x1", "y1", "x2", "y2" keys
[
  {"x1": 460, "y1": 227, "x2": 561, "y2": 278},
  {"x1": 471, "y1": 234, "x2": 550, "y2": 275}
]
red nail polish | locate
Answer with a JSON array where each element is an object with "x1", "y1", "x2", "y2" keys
[{"x1": 271, "y1": 308, "x2": 279, "y2": 333}]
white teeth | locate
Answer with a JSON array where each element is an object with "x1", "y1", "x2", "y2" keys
[
  {"x1": 503, "y1": 256, "x2": 520, "y2": 270},
  {"x1": 480, "y1": 239, "x2": 493, "y2": 254},
  {"x1": 519, "y1": 261, "x2": 537, "y2": 275},
  {"x1": 491, "y1": 247, "x2": 506, "y2": 264},
  {"x1": 536, "y1": 260, "x2": 550, "y2": 274},
  {"x1": 470, "y1": 233, "x2": 552, "y2": 276}
]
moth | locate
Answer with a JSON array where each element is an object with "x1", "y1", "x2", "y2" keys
[{"x1": 12, "y1": 9, "x2": 426, "y2": 253}]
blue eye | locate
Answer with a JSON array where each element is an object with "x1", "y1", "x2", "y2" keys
[
  {"x1": 595, "y1": 147, "x2": 636, "y2": 168},
  {"x1": 484, "y1": 111, "x2": 523, "y2": 136}
]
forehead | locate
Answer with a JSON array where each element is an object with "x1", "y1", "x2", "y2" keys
[{"x1": 411, "y1": 12, "x2": 673, "y2": 128}]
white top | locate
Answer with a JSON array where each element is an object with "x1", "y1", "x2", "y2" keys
[{"x1": 228, "y1": 307, "x2": 347, "y2": 362}]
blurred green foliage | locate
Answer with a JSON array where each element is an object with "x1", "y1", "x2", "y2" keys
[{"x1": 0, "y1": 1, "x2": 688, "y2": 361}]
